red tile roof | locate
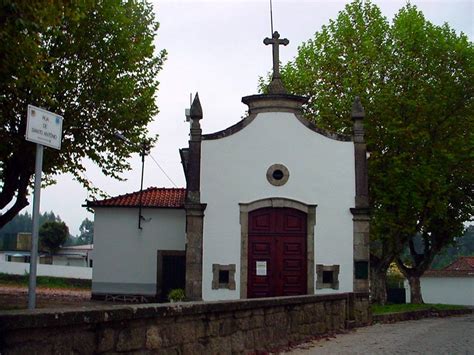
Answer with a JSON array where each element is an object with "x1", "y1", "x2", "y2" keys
[
  {"x1": 86, "y1": 187, "x2": 186, "y2": 209},
  {"x1": 424, "y1": 256, "x2": 474, "y2": 277},
  {"x1": 443, "y1": 256, "x2": 474, "y2": 271},
  {"x1": 424, "y1": 269, "x2": 474, "y2": 277}
]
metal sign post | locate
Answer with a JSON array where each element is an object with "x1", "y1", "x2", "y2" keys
[
  {"x1": 25, "y1": 105, "x2": 63, "y2": 310},
  {"x1": 28, "y1": 144, "x2": 43, "y2": 309}
]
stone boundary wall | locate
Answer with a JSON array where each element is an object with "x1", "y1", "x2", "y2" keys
[
  {"x1": 0, "y1": 293, "x2": 369, "y2": 354},
  {"x1": 372, "y1": 308, "x2": 473, "y2": 324}
]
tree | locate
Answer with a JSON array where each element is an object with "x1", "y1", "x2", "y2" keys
[
  {"x1": 0, "y1": 211, "x2": 33, "y2": 238},
  {"x1": 0, "y1": 210, "x2": 61, "y2": 249},
  {"x1": 0, "y1": 1, "x2": 166, "y2": 228},
  {"x1": 77, "y1": 218, "x2": 94, "y2": 245},
  {"x1": 39, "y1": 220, "x2": 69, "y2": 254},
  {"x1": 386, "y1": 5, "x2": 473, "y2": 304},
  {"x1": 458, "y1": 226, "x2": 474, "y2": 256},
  {"x1": 261, "y1": 1, "x2": 474, "y2": 303}
]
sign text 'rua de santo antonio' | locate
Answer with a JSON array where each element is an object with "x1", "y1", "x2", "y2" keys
[{"x1": 26, "y1": 105, "x2": 63, "y2": 150}]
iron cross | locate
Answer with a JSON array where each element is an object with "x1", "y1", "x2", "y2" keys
[{"x1": 264, "y1": 31, "x2": 289, "y2": 79}]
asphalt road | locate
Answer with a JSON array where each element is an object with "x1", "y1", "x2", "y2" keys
[{"x1": 287, "y1": 314, "x2": 474, "y2": 355}]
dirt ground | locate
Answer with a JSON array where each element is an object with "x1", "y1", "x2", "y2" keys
[{"x1": 0, "y1": 285, "x2": 103, "y2": 310}]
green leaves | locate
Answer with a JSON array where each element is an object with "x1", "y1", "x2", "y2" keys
[
  {"x1": 263, "y1": 0, "x2": 474, "y2": 279},
  {"x1": 39, "y1": 221, "x2": 69, "y2": 254},
  {"x1": 0, "y1": 1, "x2": 166, "y2": 227},
  {"x1": 77, "y1": 218, "x2": 93, "y2": 245}
]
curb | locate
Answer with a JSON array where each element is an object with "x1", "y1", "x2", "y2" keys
[{"x1": 372, "y1": 308, "x2": 473, "y2": 324}]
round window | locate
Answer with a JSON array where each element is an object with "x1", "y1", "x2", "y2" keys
[
  {"x1": 272, "y1": 169, "x2": 284, "y2": 180},
  {"x1": 266, "y1": 164, "x2": 289, "y2": 186}
]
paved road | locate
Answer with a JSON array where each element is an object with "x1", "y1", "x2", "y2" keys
[{"x1": 287, "y1": 314, "x2": 474, "y2": 355}]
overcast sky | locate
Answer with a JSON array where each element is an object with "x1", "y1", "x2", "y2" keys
[{"x1": 9, "y1": 0, "x2": 473, "y2": 235}]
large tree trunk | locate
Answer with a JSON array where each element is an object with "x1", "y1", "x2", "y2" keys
[
  {"x1": 408, "y1": 276, "x2": 424, "y2": 304},
  {"x1": 370, "y1": 265, "x2": 388, "y2": 305},
  {"x1": 396, "y1": 232, "x2": 447, "y2": 305},
  {"x1": 0, "y1": 171, "x2": 30, "y2": 228}
]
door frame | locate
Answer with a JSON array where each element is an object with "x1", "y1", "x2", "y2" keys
[
  {"x1": 156, "y1": 250, "x2": 185, "y2": 300},
  {"x1": 239, "y1": 198, "x2": 317, "y2": 298}
]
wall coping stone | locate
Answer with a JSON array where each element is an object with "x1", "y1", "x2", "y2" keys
[
  {"x1": 0, "y1": 292, "x2": 369, "y2": 331},
  {"x1": 372, "y1": 308, "x2": 473, "y2": 324}
]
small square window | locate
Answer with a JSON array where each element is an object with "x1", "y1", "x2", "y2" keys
[
  {"x1": 322, "y1": 270, "x2": 333, "y2": 284},
  {"x1": 212, "y1": 264, "x2": 236, "y2": 290},
  {"x1": 219, "y1": 270, "x2": 229, "y2": 284},
  {"x1": 316, "y1": 264, "x2": 340, "y2": 290}
]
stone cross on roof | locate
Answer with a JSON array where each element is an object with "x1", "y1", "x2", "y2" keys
[{"x1": 263, "y1": 31, "x2": 289, "y2": 94}]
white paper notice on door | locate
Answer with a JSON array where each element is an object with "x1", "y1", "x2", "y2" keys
[{"x1": 256, "y1": 261, "x2": 267, "y2": 276}]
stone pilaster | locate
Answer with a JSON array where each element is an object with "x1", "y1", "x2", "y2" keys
[
  {"x1": 352, "y1": 97, "x2": 369, "y2": 208},
  {"x1": 185, "y1": 203, "x2": 206, "y2": 300},
  {"x1": 351, "y1": 97, "x2": 370, "y2": 293},
  {"x1": 184, "y1": 93, "x2": 206, "y2": 301}
]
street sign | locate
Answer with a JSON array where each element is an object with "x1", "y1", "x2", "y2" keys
[
  {"x1": 25, "y1": 105, "x2": 63, "y2": 309},
  {"x1": 26, "y1": 105, "x2": 63, "y2": 150}
]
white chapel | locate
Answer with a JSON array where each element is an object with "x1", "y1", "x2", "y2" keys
[{"x1": 86, "y1": 31, "x2": 370, "y2": 302}]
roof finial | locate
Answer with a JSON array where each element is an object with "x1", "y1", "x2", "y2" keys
[
  {"x1": 190, "y1": 92, "x2": 202, "y2": 120},
  {"x1": 351, "y1": 96, "x2": 365, "y2": 120},
  {"x1": 264, "y1": 31, "x2": 289, "y2": 94}
]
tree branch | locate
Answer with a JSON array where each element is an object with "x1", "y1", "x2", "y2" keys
[{"x1": 0, "y1": 172, "x2": 30, "y2": 228}]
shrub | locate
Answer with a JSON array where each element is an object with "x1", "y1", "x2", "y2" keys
[{"x1": 167, "y1": 288, "x2": 185, "y2": 302}]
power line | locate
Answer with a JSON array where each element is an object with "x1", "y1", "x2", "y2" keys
[
  {"x1": 149, "y1": 154, "x2": 178, "y2": 188},
  {"x1": 114, "y1": 131, "x2": 178, "y2": 188}
]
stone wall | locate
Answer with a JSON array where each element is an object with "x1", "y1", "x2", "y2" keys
[
  {"x1": 0, "y1": 292, "x2": 370, "y2": 354},
  {"x1": 372, "y1": 308, "x2": 473, "y2": 324}
]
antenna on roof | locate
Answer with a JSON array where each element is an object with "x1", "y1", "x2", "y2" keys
[
  {"x1": 185, "y1": 93, "x2": 192, "y2": 122},
  {"x1": 269, "y1": 0, "x2": 274, "y2": 35}
]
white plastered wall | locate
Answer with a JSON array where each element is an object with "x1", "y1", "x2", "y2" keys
[
  {"x1": 201, "y1": 111, "x2": 355, "y2": 301},
  {"x1": 0, "y1": 261, "x2": 92, "y2": 279},
  {"x1": 92, "y1": 207, "x2": 185, "y2": 296},
  {"x1": 52, "y1": 256, "x2": 86, "y2": 267},
  {"x1": 405, "y1": 277, "x2": 474, "y2": 306}
]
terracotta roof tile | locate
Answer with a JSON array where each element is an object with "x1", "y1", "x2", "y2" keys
[
  {"x1": 86, "y1": 187, "x2": 186, "y2": 209},
  {"x1": 424, "y1": 269, "x2": 474, "y2": 277},
  {"x1": 443, "y1": 256, "x2": 474, "y2": 271},
  {"x1": 424, "y1": 256, "x2": 474, "y2": 277}
]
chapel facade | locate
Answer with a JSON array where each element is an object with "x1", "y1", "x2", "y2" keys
[
  {"x1": 180, "y1": 31, "x2": 369, "y2": 301},
  {"x1": 88, "y1": 32, "x2": 370, "y2": 302}
]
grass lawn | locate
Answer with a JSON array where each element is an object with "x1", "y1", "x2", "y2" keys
[
  {"x1": 372, "y1": 303, "x2": 468, "y2": 315},
  {"x1": 0, "y1": 273, "x2": 91, "y2": 290}
]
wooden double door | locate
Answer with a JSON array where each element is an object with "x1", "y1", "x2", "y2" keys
[{"x1": 248, "y1": 207, "x2": 307, "y2": 298}]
